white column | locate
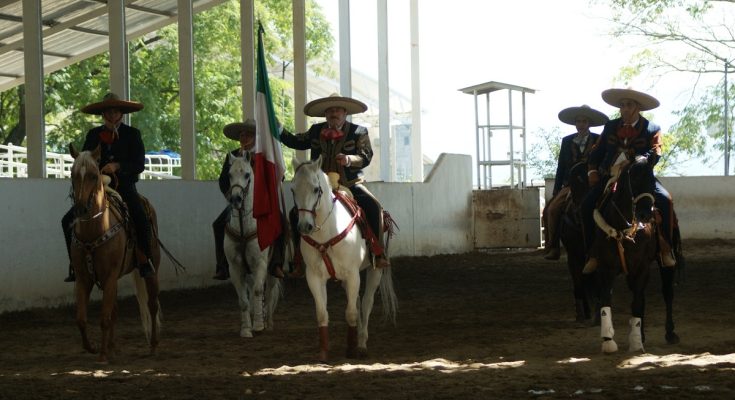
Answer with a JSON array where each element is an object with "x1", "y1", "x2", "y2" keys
[
  {"x1": 338, "y1": 0, "x2": 352, "y2": 99},
  {"x1": 293, "y1": 0, "x2": 309, "y2": 162},
  {"x1": 22, "y1": 0, "x2": 45, "y2": 178},
  {"x1": 409, "y1": 0, "x2": 422, "y2": 182},
  {"x1": 178, "y1": 0, "x2": 196, "y2": 180},
  {"x1": 377, "y1": 0, "x2": 391, "y2": 182},
  {"x1": 241, "y1": 0, "x2": 255, "y2": 119},
  {"x1": 108, "y1": 0, "x2": 129, "y2": 101}
]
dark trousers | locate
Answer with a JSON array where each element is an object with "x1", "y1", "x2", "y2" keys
[
  {"x1": 582, "y1": 178, "x2": 673, "y2": 253},
  {"x1": 62, "y1": 182, "x2": 152, "y2": 264}
]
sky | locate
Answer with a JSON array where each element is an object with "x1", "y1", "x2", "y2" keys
[{"x1": 313, "y1": 0, "x2": 727, "y2": 181}]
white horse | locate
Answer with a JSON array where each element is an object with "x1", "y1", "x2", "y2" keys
[
  {"x1": 291, "y1": 157, "x2": 397, "y2": 362},
  {"x1": 223, "y1": 152, "x2": 282, "y2": 338}
]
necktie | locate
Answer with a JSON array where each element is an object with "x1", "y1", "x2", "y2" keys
[
  {"x1": 320, "y1": 127, "x2": 344, "y2": 141},
  {"x1": 99, "y1": 129, "x2": 118, "y2": 144},
  {"x1": 618, "y1": 124, "x2": 637, "y2": 139}
]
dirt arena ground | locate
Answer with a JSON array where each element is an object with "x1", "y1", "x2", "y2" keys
[{"x1": 1, "y1": 239, "x2": 733, "y2": 399}]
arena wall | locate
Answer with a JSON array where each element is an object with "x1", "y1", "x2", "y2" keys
[{"x1": 0, "y1": 153, "x2": 473, "y2": 313}]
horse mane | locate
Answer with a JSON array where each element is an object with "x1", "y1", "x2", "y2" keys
[{"x1": 72, "y1": 150, "x2": 100, "y2": 176}]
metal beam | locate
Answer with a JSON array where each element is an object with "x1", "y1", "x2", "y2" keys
[
  {"x1": 178, "y1": 0, "x2": 196, "y2": 180},
  {"x1": 293, "y1": 0, "x2": 308, "y2": 162},
  {"x1": 377, "y1": 0, "x2": 391, "y2": 182},
  {"x1": 240, "y1": 0, "x2": 254, "y2": 119}
]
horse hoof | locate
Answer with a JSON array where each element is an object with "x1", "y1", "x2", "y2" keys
[
  {"x1": 240, "y1": 330, "x2": 253, "y2": 338},
  {"x1": 357, "y1": 347, "x2": 368, "y2": 359},
  {"x1": 318, "y1": 351, "x2": 329, "y2": 363},
  {"x1": 602, "y1": 339, "x2": 618, "y2": 354},
  {"x1": 95, "y1": 356, "x2": 109, "y2": 365},
  {"x1": 665, "y1": 332, "x2": 680, "y2": 345}
]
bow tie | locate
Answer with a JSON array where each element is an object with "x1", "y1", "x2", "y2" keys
[
  {"x1": 320, "y1": 127, "x2": 344, "y2": 141},
  {"x1": 617, "y1": 124, "x2": 638, "y2": 139},
  {"x1": 99, "y1": 129, "x2": 118, "y2": 144}
]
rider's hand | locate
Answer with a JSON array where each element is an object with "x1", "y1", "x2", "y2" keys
[
  {"x1": 101, "y1": 162, "x2": 120, "y2": 174},
  {"x1": 336, "y1": 153, "x2": 350, "y2": 167},
  {"x1": 634, "y1": 155, "x2": 647, "y2": 164}
]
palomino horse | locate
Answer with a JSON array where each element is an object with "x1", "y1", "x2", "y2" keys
[
  {"x1": 592, "y1": 158, "x2": 681, "y2": 353},
  {"x1": 223, "y1": 152, "x2": 282, "y2": 337},
  {"x1": 559, "y1": 162, "x2": 599, "y2": 323},
  {"x1": 69, "y1": 144, "x2": 161, "y2": 363},
  {"x1": 291, "y1": 157, "x2": 397, "y2": 362}
]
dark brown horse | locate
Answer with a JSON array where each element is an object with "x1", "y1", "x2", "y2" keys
[
  {"x1": 69, "y1": 144, "x2": 161, "y2": 363},
  {"x1": 591, "y1": 158, "x2": 680, "y2": 353},
  {"x1": 559, "y1": 162, "x2": 599, "y2": 323}
]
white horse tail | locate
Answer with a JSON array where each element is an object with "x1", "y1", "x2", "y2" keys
[
  {"x1": 130, "y1": 273, "x2": 162, "y2": 344},
  {"x1": 379, "y1": 267, "x2": 398, "y2": 326}
]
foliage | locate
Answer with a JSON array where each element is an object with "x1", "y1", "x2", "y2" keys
[
  {"x1": 0, "y1": 0, "x2": 334, "y2": 180},
  {"x1": 528, "y1": 127, "x2": 564, "y2": 180},
  {"x1": 595, "y1": 0, "x2": 735, "y2": 175}
]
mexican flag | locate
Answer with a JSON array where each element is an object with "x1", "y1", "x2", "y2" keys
[{"x1": 253, "y1": 23, "x2": 285, "y2": 250}]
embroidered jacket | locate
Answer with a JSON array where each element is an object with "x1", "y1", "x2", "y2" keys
[
  {"x1": 587, "y1": 116, "x2": 662, "y2": 177},
  {"x1": 280, "y1": 121, "x2": 373, "y2": 187}
]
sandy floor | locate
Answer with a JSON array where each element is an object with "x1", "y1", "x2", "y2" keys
[{"x1": 1, "y1": 239, "x2": 734, "y2": 399}]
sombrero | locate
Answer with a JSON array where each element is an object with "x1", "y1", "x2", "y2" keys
[
  {"x1": 601, "y1": 88, "x2": 660, "y2": 111},
  {"x1": 303, "y1": 93, "x2": 367, "y2": 117},
  {"x1": 81, "y1": 92, "x2": 144, "y2": 115},
  {"x1": 557, "y1": 104, "x2": 609, "y2": 127},
  {"x1": 223, "y1": 118, "x2": 256, "y2": 140}
]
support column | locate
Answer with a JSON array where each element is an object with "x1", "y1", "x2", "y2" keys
[
  {"x1": 338, "y1": 0, "x2": 352, "y2": 100},
  {"x1": 241, "y1": 0, "x2": 255, "y2": 119},
  {"x1": 377, "y1": 0, "x2": 391, "y2": 182},
  {"x1": 22, "y1": 0, "x2": 45, "y2": 178},
  {"x1": 409, "y1": 0, "x2": 422, "y2": 182},
  {"x1": 293, "y1": 0, "x2": 308, "y2": 162},
  {"x1": 178, "y1": 0, "x2": 196, "y2": 180},
  {"x1": 108, "y1": 0, "x2": 129, "y2": 103}
]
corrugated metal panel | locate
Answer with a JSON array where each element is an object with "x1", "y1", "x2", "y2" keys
[{"x1": 0, "y1": 0, "x2": 227, "y2": 92}]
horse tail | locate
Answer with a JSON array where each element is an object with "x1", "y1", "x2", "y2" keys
[
  {"x1": 131, "y1": 273, "x2": 162, "y2": 344},
  {"x1": 379, "y1": 267, "x2": 398, "y2": 326}
]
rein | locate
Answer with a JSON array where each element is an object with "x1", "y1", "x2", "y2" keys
[
  {"x1": 301, "y1": 190, "x2": 359, "y2": 280},
  {"x1": 593, "y1": 169, "x2": 656, "y2": 275},
  {"x1": 71, "y1": 204, "x2": 125, "y2": 289}
]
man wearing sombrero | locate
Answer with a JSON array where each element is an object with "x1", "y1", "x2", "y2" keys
[
  {"x1": 543, "y1": 105, "x2": 607, "y2": 260},
  {"x1": 211, "y1": 119, "x2": 286, "y2": 279},
  {"x1": 582, "y1": 88, "x2": 676, "y2": 272},
  {"x1": 61, "y1": 93, "x2": 155, "y2": 282},
  {"x1": 280, "y1": 93, "x2": 390, "y2": 269}
]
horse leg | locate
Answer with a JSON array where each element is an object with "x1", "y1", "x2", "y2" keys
[
  {"x1": 145, "y1": 273, "x2": 160, "y2": 354},
  {"x1": 75, "y1": 280, "x2": 96, "y2": 354},
  {"x1": 97, "y1": 279, "x2": 118, "y2": 364},
  {"x1": 250, "y1": 262, "x2": 267, "y2": 333},
  {"x1": 343, "y1": 273, "x2": 361, "y2": 359},
  {"x1": 263, "y1": 275, "x2": 281, "y2": 330},
  {"x1": 355, "y1": 268, "x2": 382, "y2": 358},
  {"x1": 660, "y1": 266, "x2": 680, "y2": 344},
  {"x1": 231, "y1": 267, "x2": 253, "y2": 338},
  {"x1": 627, "y1": 269, "x2": 649, "y2": 352},
  {"x1": 599, "y1": 270, "x2": 618, "y2": 353},
  {"x1": 306, "y1": 274, "x2": 329, "y2": 362}
]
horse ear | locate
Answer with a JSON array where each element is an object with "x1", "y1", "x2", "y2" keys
[
  {"x1": 227, "y1": 152, "x2": 234, "y2": 166},
  {"x1": 313, "y1": 154, "x2": 323, "y2": 172},
  {"x1": 69, "y1": 143, "x2": 79, "y2": 159},
  {"x1": 244, "y1": 151, "x2": 252, "y2": 164},
  {"x1": 91, "y1": 144, "x2": 101, "y2": 162}
]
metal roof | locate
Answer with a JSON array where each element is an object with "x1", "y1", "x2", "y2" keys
[
  {"x1": 458, "y1": 81, "x2": 536, "y2": 95},
  {"x1": 0, "y1": 0, "x2": 226, "y2": 92}
]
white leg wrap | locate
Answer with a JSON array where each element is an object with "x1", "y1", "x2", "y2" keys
[
  {"x1": 628, "y1": 317, "x2": 645, "y2": 352},
  {"x1": 600, "y1": 306, "x2": 614, "y2": 339}
]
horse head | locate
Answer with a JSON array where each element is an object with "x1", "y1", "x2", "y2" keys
[
  {"x1": 69, "y1": 143, "x2": 103, "y2": 217},
  {"x1": 607, "y1": 157, "x2": 656, "y2": 228},
  {"x1": 291, "y1": 155, "x2": 327, "y2": 235},
  {"x1": 227, "y1": 152, "x2": 253, "y2": 213}
]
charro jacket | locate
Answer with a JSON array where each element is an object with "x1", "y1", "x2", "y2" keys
[
  {"x1": 588, "y1": 116, "x2": 662, "y2": 177},
  {"x1": 81, "y1": 123, "x2": 145, "y2": 187},
  {"x1": 280, "y1": 121, "x2": 373, "y2": 187},
  {"x1": 553, "y1": 132, "x2": 600, "y2": 195}
]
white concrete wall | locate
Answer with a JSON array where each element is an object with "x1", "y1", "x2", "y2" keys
[{"x1": 0, "y1": 153, "x2": 473, "y2": 313}]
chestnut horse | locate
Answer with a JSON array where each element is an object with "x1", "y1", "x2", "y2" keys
[{"x1": 69, "y1": 144, "x2": 161, "y2": 363}]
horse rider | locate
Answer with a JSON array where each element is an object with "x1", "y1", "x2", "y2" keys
[
  {"x1": 279, "y1": 93, "x2": 391, "y2": 269},
  {"x1": 582, "y1": 87, "x2": 676, "y2": 273},
  {"x1": 212, "y1": 119, "x2": 286, "y2": 280},
  {"x1": 61, "y1": 93, "x2": 154, "y2": 282},
  {"x1": 542, "y1": 105, "x2": 606, "y2": 260}
]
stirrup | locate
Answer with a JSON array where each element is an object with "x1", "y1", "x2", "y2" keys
[{"x1": 138, "y1": 259, "x2": 155, "y2": 278}]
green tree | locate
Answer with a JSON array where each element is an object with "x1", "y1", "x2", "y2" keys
[
  {"x1": 528, "y1": 127, "x2": 563, "y2": 180},
  {"x1": 597, "y1": 0, "x2": 735, "y2": 175},
  {"x1": 0, "y1": 0, "x2": 334, "y2": 180}
]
